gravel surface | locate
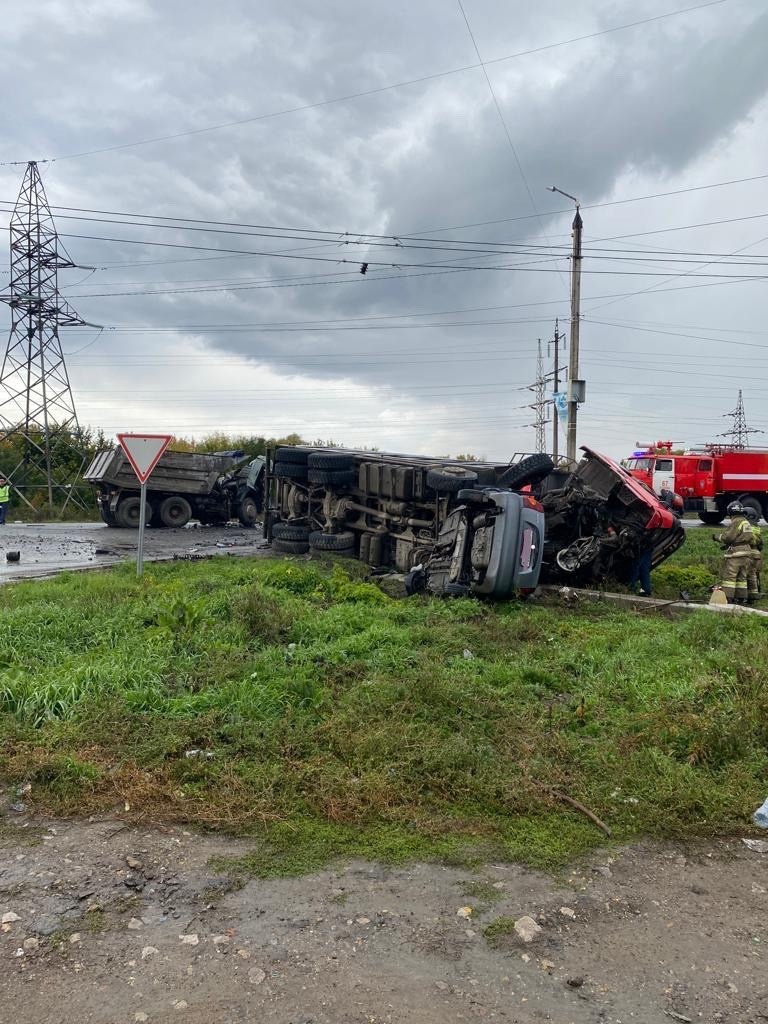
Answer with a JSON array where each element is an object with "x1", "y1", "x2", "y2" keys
[{"x1": 1, "y1": 805, "x2": 766, "y2": 1023}]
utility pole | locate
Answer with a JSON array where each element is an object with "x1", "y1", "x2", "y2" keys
[
  {"x1": 0, "y1": 161, "x2": 95, "y2": 513},
  {"x1": 547, "y1": 317, "x2": 566, "y2": 462},
  {"x1": 548, "y1": 186, "x2": 583, "y2": 462},
  {"x1": 719, "y1": 389, "x2": 763, "y2": 449},
  {"x1": 528, "y1": 339, "x2": 548, "y2": 454}
]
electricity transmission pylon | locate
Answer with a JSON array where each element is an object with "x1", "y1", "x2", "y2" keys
[
  {"x1": 0, "y1": 161, "x2": 94, "y2": 512},
  {"x1": 528, "y1": 339, "x2": 548, "y2": 453},
  {"x1": 719, "y1": 389, "x2": 763, "y2": 449}
]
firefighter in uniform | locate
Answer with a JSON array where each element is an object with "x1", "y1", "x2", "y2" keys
[
  {"x1": 715, "y1": 502, "x2": 755, "y2": 604},
  {"x1": 743, "y1": 506, "x2": 763, "y2": 603}
]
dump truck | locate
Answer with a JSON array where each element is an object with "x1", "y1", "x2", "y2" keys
[
  {"x1": 265, "y1": 445, "x2": 684, "y2": 597},
  {"x1": 83, "y1": 447, "x2": 265, "y2": 528}
]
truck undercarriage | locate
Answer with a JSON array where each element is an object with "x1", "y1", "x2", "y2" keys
[{"x1": 266, "y1": 446, "x2": 684, "y2": 597}]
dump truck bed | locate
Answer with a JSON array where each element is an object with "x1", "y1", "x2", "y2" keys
[{"x1": 83, "y1": 448, "x2": 239, "y2": 495}]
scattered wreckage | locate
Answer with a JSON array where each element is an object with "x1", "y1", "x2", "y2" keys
[{"x1": 264, "y1": 445, "x2": 685, "y2": 597}]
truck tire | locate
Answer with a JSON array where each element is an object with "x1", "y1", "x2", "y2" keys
[
  {"x1": 116, "y1": 496, "x2": 152, "y2": 529},
  {"x1": 426, "y1": 466, "x2": 479, "y2": 493},
  {"x1": 159, "y1": 495, "x2": 192, "y2": 528},
  {"x1": 737, "y1": 494, "x2": 763, "y2": 521},
  {"x1": 273, "y1": 461, "x2": 308, "y2": 481},
  {"x1": 273, "y1": 538, "x2": 310, "y2": 554},
  {"x1": 456, "y1": 488, "x2": 493, "y2": 505},
  {"x1": 698, "y1": 511, "x2": 725, "y2": 526},
  {"x1": 275, "y1": 447, "x2": 312, "y2": 464},
  {"x1": 498, "y1": 453, "x2": 554, "y2": 490},
  {"x1": 309, "y1": 530, "x2": 356, "y2": 551},
  {"x1": 272, "y1": 522, "x2": 310, "y2": 542},
  {"x1": 237, "y1": 495, "x2": 259, "y2": 527},
  {"x1": 307, "y1": 468, "x2": 356, "y2": 487},
  {"x1": 307, "y1": 451, "x2": 355, "y2": 471}
]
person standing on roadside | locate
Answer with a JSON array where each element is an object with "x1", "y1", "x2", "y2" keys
[
  {"x1": 716, "y1": 502, "x2": 755, "y2": 604},
  {"x1": 0, "y1": 476, "x2": 9, "y2": 525},
  {"x1": 744, "y1": 506, "x2": 763, "y2": 604}
]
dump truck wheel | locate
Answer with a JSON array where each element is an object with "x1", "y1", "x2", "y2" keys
[
  {"x1": 307, "y1": 468, "x2": 356, "y2": 487},
  {"x1": 273, "y1": 539, "x2": 310, "y2": 554},
  {"x1": 116, "y1": 496, "x2": 152, "y2": 529},
  {"x1": 159, "y1": 495, "x2": 192, "y2": 528},
  {"x1": 273, "y1": 461, "x2": 309, "y2": 480},
  {"x1": 307, "y1": 451, "x2": 355, "y2": 471},
  {"x1": 498, "y1": 453, "x2": 554, "y2": 490},
  {"x1": 272, "y1": 522, "x2": 310, "y2": 542},
  {"x1": 275, "y1": 447, "x2": 312, "y2": 464},
  {"x1": 237, "y1": 496, "x2": 259, "y2": 527},
  {"x1": 425, "y1": 467, "x2": 478, "y2": 493},
  {"x1": 309, "y1": 530, "x2": 356, "y2": 551}
]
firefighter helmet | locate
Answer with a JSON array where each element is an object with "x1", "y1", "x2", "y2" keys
[{"x1": 726, "y1": 500, "x2": 746, "y2": 518}]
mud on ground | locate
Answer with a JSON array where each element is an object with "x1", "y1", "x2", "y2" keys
[{"x1": 1, "y1": 805, "x2": 766, "y2": 1024}]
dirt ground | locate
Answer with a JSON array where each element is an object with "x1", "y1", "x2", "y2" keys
[
  {"x1": 1, "y1": 801, "x2": 766, "y2": 1024},
  {"x1": 0, "y1": 521, "x2": 267, "y2": 582}
]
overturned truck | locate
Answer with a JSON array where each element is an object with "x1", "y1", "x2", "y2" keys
[{"x1": 265, "y1": 446, "x2": 684, "y2": 597}]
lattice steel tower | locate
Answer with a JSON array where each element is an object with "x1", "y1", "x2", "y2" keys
[
  {"x1": 720, "y1": 389, "x2": 763, "y2": 449},
  {"x1": 528, "y1": 339, "x2": 548, "y2": 454},
  {"x1": 0, "y1": 161, "x2": 91, "y2": 512}
]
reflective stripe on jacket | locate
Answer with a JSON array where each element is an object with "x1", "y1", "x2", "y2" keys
[
  {"x1": 0, "y1": 485, "x2": 9, "y2": 503},
  {"x1": 718, "y1": 516, "x2": 754, "y2": 552}
]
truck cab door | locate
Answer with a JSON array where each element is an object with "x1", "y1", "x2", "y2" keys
[
  {"x1": 653, "y1": 457, "x2": 674, "y2": 496},
  {"x1": 694, "y1": 458, "x2": 715, "y2": 497}
]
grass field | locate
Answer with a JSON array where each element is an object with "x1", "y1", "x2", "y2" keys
[{"x1": 0, "y1": 537, "x2": 766, "y2": 875}]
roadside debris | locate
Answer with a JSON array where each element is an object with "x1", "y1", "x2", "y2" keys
[
  {"x1": 742, "y1": 838, "x2": 768, "y2": 853},
  {"x1": 753, "y1": 797, "x2": 768, "y2": 828},
  {"x1": 513, "y1": 916, "x2": 542, "y2": 943}
]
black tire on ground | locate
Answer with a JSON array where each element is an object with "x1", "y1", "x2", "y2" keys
[
  {"x1": 237, "y1": 495, "x2": 259, "y2": 527},
  {"x1": 443, "y1": 582, "x2": 471, "y2": 597},
  {"x1": 307, "y1": 468, "x2": 356, "y2": 487},
  {"x1": 272, "y1": 522, "x2": 310, "y2": 542},
  {"x1": 738, "y1": 495, "x2": 763, "y2": 520},
  {"x1": 307, "y1": 451, "x2": 355, "y2": 471},
  {"x1": 115, "y1": 496, "x2": 152, "y2": 529},
  {"x1": 425, "y1": 467, "x2": 479, "y2": 493},
  {"x1": 273, "y1": 461, "x2": 309, "y2": 480},
  {"x1": 275, "y1": 447, "x2": 312, "y2": 464},
  {"x1": 159, "y1": 495, "x2": 192, "y2": 528},
  {"x1": 699, "y1": 511, "x2": 725, "y2": 526},
  {"x1": 273, "y1": 538, "x2": 310, "y2": 554},
  {"x1": 308, "y1": 530, "x2": 356, "y2": 551},
  {"x1": 498, "y1": 453, "x2": 555, "y2": 490}
]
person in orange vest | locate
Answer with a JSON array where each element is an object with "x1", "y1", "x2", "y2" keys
[
  {"x1": 0, "y1": 476, "x2": 9, "y2": 525},
  {"x1": 715, "y1": 502, "x2": 755, "y2": 604}
]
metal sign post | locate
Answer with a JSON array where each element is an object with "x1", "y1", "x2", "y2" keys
[{"x1": 116, "y1": 433, "x2": 173, "y2": 578}]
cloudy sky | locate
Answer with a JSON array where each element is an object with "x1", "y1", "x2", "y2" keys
[{"x1": 2, "y1": 0, "x2": 768, "y2": 461}]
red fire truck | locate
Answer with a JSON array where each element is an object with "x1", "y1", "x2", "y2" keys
[{"x1": 624, "y1": 441, "x2": 768, "y2": 524}]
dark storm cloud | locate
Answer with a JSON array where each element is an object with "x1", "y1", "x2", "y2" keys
[{"x1": 1, "y1": 0, "x2": 767, "y2": 455}]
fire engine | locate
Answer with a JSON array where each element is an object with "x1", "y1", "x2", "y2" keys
[{"x1": 624, "y1": 441, "x2": 768, "y2": 524}]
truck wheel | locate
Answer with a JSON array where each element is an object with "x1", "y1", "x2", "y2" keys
[
  {"x1": 426, "y1": 467, "x2": 479, "y2": 493},
  {"x1": 272, "y1": 522, "x2": 310, "y2": 542},
  {"x1": 309, "y1": 530, "x2": 356, "y2": 551},
  {"x1": 159, "y1": 495, "x2": 192, "y2": 528},
  {"x1": 273, "y1": 461, "x2": 308, "y2": 481},
  {"x1": 273, "y1": 539, "x2": 310, "y2": 554},
  {"x1": 738, "y1": 495, "x2": 763, "y2": 521},
  {"x1": 275, "y1": 447, "x2": 312, "y2": 464},
  {"x1": 237, "y1": 496, "x2": 259, "y2": 527},
  {"x1": 116, "y1": 496, "x2": 152, "y2": 529},
  {"x1": 498, "y1": 453, "x2": 554, "y2": 490},
  {"x1": 307, "y1": 468, "x2": 356, "y2": 487},
  {"x1": 698, "y1": 511, "x2": 725, "y2": 526},
  {"x1": 307, "y1": 451, "x2": 354, "y2": 471}
]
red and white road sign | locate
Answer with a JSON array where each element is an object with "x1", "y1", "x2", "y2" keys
[{"x1": 117, "y1": 433, "x2": 172, "y2": 484}]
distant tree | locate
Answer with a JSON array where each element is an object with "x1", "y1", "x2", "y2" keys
[{"x1": 456, "y1": 452, "x2": 483, "y2": 462}]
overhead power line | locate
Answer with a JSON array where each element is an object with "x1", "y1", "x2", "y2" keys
[{"x1": 2, "y1": 0, "x2": 727, "y2": 164}]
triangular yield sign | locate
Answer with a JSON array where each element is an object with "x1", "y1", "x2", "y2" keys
[{"x1": 117, "y1": 433, "x2": 172, "y2": 484}]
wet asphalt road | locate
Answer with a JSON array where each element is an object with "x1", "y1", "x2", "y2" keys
[{"x1": 0, "y1": 521, "x2": 266, "y2": 583}]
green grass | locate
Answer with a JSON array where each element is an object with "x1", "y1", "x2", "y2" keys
[
  {"x1": 0, "y1": 555, "x2": 766, "y2": 875},
  {"x1": 651, "y1": 523, "x2": 764, "y2": 603}
]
